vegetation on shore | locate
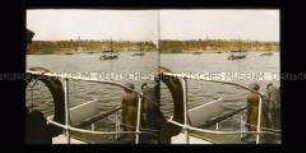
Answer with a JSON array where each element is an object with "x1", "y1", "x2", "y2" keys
[
  {"x1": 28, "y1": 40, "x2": 157, "y2": 54},
  {"x1": 28, "y1": 39, "x2": 279, "y2": 54},
  {"x1": 159, "y1": 39, "x2": 279, "y2": 53}
]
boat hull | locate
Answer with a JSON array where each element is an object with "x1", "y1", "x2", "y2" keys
[
  {"x1": 100, "y1": 55, "x2": 118, "y2": 60},
  {"x1": 188, "y1": 98, "x2": 224, "y2": 127}
]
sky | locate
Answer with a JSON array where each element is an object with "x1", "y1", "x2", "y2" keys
[
  {"x1": 27, "y1": 9, "x2": 279, "y2": 42},
  {"x1": 26, "y1": 9, "x2": 159, "y2": 42}
]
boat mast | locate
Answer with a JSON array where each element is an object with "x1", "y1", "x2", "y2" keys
[
  {"x1": 139, "y1": 41, "x2": 141, "y2": 54},
  {"x1": 238, "y1": 35, "x2": 241, "y2": 55},
  {"x1": 110, "y1": 38, "x2": 113, "y2": 52},
  {"x1": 109, "y1": 38, "x2": 113, "y2": 56},
  {"x1": 157, "y1": 10, "x2": 160, "y2": 53},
  {"x1": 78, "y1": 36, "x2": 80, "y2": 52}
]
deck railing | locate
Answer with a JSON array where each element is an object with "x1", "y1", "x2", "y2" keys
[
  {"x1": 162, "y1": 72, "x2": 280, "y2": 144},
  {"x1": 26, "y1": 70, "x2": 280, "y2": 144},
  {"x1": 27, "y1": 70, "x2": 155, "y2": 144}
]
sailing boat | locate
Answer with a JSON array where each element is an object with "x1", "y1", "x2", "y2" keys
[
  {"x1": 228, "y1": 39, "x2": 247, "y2": 60},
  {"x1": 64, "y1": 51, "x2": 73, "y2": 55},
  {"x1": 193, "y1": 39, "x2": 203, "y2": 55},
  {"x1": 132, "y1": 42, "x2": 145, "y2": 56},
  {"x1": 64, "y1": 38, "x2": 76, "y2": 55},
  {"x1": 259, "y1": 52, "x2": 273, "y2": 56},
  {"x1": 99, "y1": 39, "x2": 118, "y2": 60}
]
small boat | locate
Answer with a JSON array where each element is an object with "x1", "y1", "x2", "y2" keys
[
  {"x1": 188, "y1": 98, "x2": 224, "y2": 127},
  {"x1": 64, "y1": 52, "x2": 73, "y2": 55},
  {"x1": 132, "y1": 42, "x2": 145, "y2": 56},
  {"x1": 100, "y1": 39, "x2": 119, "y2": 60},
  {"x1": 87, "y1": 51, "x2": 94, "y2": 54},
  {"x1": 193, "y1": 39, "x2": 203, "y2": 55},
  {"x1": 227, "y1": 38, "x2": 247, "y2": 60},
  {"x1": 227, "y1": 50, "x2": 247, "y2": 60},
  {"x1": 99, "y1": 52, "x2": 118, "y2": 60},
  {"x1": 132, "y1": 52, "x2": 145, "y2": 56},
  {"x1": 193, "y1": 51, "x2": 203, "y2": 55},
  {"x1": 259, "y1": 52, "x2": 273, "y2": 56}
]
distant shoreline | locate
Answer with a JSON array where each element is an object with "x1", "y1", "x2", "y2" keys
[
  {"x1": 159, "y1": 50, "x2": 279, "y2": 55},
  {"x1": 28, "y1": 39, "x2": 279, "y2": 54},
  {"x1": 26, "y1": 50, "x2": 279, "y2": 55}
]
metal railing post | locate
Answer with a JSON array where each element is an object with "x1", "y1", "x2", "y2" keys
[
  {"x1": 115, "y1": 110, "x2": 119, "y2": 140},
  {"x1": 30, "y1": 87, "x2": 34, "y2": 111},
  {"x1": 135, "y1": 93, "x2": 143, "y2": 144},
  {"x1": 182, "y1": 78, "x2": 190, "y2": 144},
  {"x1": 216, "y1": 122, "x2": 219, "y2": 130},
  {"x1": 255, "y1": 95, "x2": 263, "y2": 144},
  {"x1": 64, "y1": 78, "x2": 71, "y2": 144},
  {"x1": 91, "y1": 123, "x2": 95, "y2": 131},
  {"x1": 240, "y1": 111, "x2": 243, "y2": 138}
]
